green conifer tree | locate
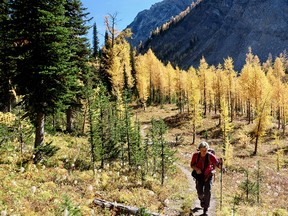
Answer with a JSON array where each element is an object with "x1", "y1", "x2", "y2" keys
[
  {"x1": 148, "y1": 119, "x2": 176, "y2": 185},
  {"x1": 10, "y1": 0, "x2": 76, "y2": 161},
  {"x1": 121, "y1": 94, "x2": 145, "y2": 178},
  {"x1": 92, "y1": 22, "x2": 99, "y2": 59},
  {"x1": 99, "y1": 31, "x2": 113, "y2": 92},
  {"x1": 0, "y1": 0, "x2": 16, "y2": 112},
  {"x1": 63, "y1": 0, "x2": 91, "y2": 133},
  {"x1": 87, "y1": 84, "x2": 120, "y2": 169},
  {"x1": 130, "y1": 120, "x2": 146, "y2": 181}
]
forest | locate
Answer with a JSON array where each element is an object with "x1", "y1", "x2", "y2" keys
[{"x1": 0, "y1": 0, "x2": 288, "y2": 215}]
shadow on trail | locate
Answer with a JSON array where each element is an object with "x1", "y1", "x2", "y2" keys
[{"x1": 189, "y1": 207, "x2": 207, "y2": 216}]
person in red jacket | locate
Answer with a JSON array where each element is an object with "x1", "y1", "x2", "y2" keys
[{"x1": 190, "y1": 141, "x2": 222, "y2": 215}]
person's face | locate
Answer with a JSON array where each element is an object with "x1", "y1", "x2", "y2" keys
[{"x1": 199, "y1": 147, "x2": 208, "y2": 157}]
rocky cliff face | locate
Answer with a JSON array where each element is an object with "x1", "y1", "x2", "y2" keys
[
  {"x1": 126, "y1": 0, "x2": 193, "y2": 47},
  {"x1": 141, "y1": 0, "x2": 288, "y2": 71}
]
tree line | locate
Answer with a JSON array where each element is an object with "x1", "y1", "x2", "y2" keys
[{"x1": 134, "y1": 48, "x2": 288, "y2": 157}]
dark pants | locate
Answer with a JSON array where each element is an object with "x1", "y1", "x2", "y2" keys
[{"x1": 196, "y1": 177, "x2": 213, "y2": 209}]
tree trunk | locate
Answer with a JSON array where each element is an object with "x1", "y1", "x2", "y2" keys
[
  {"x1": 277, "y1": 106, "x2": 281, "y2": 130},
  {"x1": 192, "y1": 123, "x2": 196, "y2": 145},
  {"x1": 35, "y1": 111, "x2": 45, "y2": 149},
  {"x1": 282, "y1": 107, "x2": 286, "y2": 136},
  {"x1": 230, "y1": 94, "x2": 234, "y2": 122},
  {"x1": 66, "y1": 107, "x2": 74, "y2": 133},
  {"x1": 34, "y1": 111, "x2": 45, "y2": 163},
  {"x1": 192, "y1": 107, "x2": 196, "y2": 145},
  {"x1": 254, "y1": 129, "x2": 260, "y2": 156},
  {"x1": 81, "y1": 103, "x2": 88, "y2": 134},
  {"x1": 203, "y1": 87, "x2": 207, "y2": 117},
  {"x1": 87, "y1": 98, "x2": 96, "y2": 172},
  {"x1": 248, "y1": 101, "x2": 251, "y2": 124}
]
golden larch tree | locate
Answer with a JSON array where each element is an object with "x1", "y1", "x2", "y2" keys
[
  {"x1": 220, "y1": 97, "x2": 233, "y2": 167},
  {"x1": 187, "y1": 66, "x2": 202, "y2": 144},
  {"x1": 223, "y1": 57, "x2": 237, "y2": 122},
  {"x1": 165, "y1": 62, "x2": 177, "y2": 103},
  {"x1": 250, "y1": 57, "x2": 272, "y2": 155},
  {"x1": 175, "y1": 66, "x2": 185, "y2": 112},
  {"x1": 135, "y1": 54, "x2": 149, "y2": 109},
  {"x1": 212, "y1": 64, "x2": 228, "y2": 126},
  {"x1": 198, "y1": 56, "x2": 212, "y2": 116},
  {"x1": 270, "y1": 57, "x2": 285, "y2": 129},
  {"x1": 108, "y1": 29, "x2": 133, "y2": 101},
  {"x1": 145, "y1": 49, "x2": 161, "y2": 103}
]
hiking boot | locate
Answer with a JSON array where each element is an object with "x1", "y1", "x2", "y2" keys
[
  {"x1": 200, "y1": 200, "x2": 204, "y2": 208},
  {"x1": 199, "y1": 197, "x2": 205, "y2": 208}
]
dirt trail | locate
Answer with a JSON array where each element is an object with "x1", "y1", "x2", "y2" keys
[
  {"x1": 178, "y1": 164, "x2": 216, "y2": 216},
  {"x1": 140, "y1": 123, "x2": 217, "y2": 215}
]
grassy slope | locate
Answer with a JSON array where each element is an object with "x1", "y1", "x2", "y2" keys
[
  {"x1": 0, "y1": 104, "x2": 287, "y2": 215},
  {"x1": 134, "y1": 104, "x2": 288, "y2": 216}
]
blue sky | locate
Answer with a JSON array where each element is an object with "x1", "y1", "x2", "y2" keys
[{"x1": 81, "y1": 0, "x2": 161, "y2": 47}]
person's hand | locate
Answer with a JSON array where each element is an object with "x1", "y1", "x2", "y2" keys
[
  {"x1": 196, "y1": 168, "x2": 202, "y2": 174},
  {"x1": 219, "y1": 158, "x2": 224, "y2": 165}
]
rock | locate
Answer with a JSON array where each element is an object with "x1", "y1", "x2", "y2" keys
[
  {"x1": 126, "y1": 0, "x2": 193, "y2": 47},
  {"x1": 139, "y1": 0, "x2": 288, "y2": 71}
]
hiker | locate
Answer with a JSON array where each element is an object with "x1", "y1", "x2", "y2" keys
[{"x1": 190, "y1": 141, "x2": 223, "y2": 215}]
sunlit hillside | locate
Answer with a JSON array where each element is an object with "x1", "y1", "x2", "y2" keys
[{"x1": 1, "y1": 104, "x2": 288, "y2": 215}]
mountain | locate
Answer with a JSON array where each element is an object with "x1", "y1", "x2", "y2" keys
[
  {"x1": 126, "y1": 0, "x2": 193, "y2": 48},
  {"x1": 141, "y1": 0, "x2": 288, "y2": 71}
]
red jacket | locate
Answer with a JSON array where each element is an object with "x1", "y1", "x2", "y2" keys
[{"x1": 190, "y1": 152, "x2": 220, "y2": 176}]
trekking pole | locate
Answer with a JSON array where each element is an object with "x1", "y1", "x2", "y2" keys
[{"x1": 220, "y1": 159, "x2": 223, "y2": 211}]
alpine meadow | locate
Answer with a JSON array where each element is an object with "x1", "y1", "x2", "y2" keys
[{"x1": 0, "y1": 0, "x2": 287, "y2": 216}]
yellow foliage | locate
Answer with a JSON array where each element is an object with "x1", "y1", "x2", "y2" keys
[
  {"x1": 135, "y1": 54, "x2": 150, "y2": 107},
  {"x1": 100, "y1": 172, "x2": 110, "y2": 190},
  {"x1": 224, "y1": 139, "x2": 233, "y2": 168},
  {"x1": 0, "y1": 111, "x2": 16, "y2": 127},
  {"x1": 273, "y1": 208, "x2": 288, "y2": 216},
  {"x1": 76, "y1": 170, "x2": 94, "y2": 182},
  {"x1": 109, "y1": 36, "x2": 133, "y2": 99},
  {"x1": 118, "y1": 189, "x2": 134, "y2": 203},
  {"x1": 273, "y1": 133, "x2": 285, "y2": 171},
  {"x1": 197, "y1": 56, "x2": 214, "y2": 115},
  {"x1": 166, "y1": 62, "x2": 177, "y2": 102},
  {"x1": 38, "y1": 190, "x2": 54, "y2": 201},
  {"x1": 42, "y1": 181, "x2": 57, "y2": 190},
  {"x1": 220, "y1": 98, "x2": 233, "y2": 138},
  {"x1": 236, "y1": 130, "x2": 251, "y2": 148}
]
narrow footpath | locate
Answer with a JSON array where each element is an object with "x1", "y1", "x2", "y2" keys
[
  {"x1": 141, "y1": 123, "x2": 217, "y2": 215},
  {"x1": 178, "y1": 165, "x2": 217, "y2": 216}
]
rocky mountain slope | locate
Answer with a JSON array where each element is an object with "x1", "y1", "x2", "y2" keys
[
  {"x1": 141, "y1": 0, "x2": 288, "y2": 71},
  {"x1": 126, "y1": 0, "x2": 193, "y2": 48}
]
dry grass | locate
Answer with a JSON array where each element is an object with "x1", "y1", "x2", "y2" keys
[
  {"x1": 134, "y1": 104, "x2": 288, "y2": 215},
  {"x1": 1, "y1": 105, "x2": 288, "y2": 215}
]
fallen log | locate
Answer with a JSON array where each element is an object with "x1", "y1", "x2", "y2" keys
[{"x1": 93, "y1": 198, "x2": 162, "y2": 215}]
